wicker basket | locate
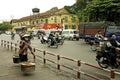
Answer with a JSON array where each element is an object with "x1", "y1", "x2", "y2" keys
[
  {"x1": 13, "y1": 56, "x2": 20, "y2": 63},
  {"x1": 21, "y1": 61, "x2": 35, "y2": 72}
]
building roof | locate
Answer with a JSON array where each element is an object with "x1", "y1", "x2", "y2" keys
[{"x1": 12, "y1": 8, "x2": 70, "y2": 22}]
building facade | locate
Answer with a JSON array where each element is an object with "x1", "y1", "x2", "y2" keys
[{"x1": 11, "y1": 8, "x2": 79, "y2": 32}]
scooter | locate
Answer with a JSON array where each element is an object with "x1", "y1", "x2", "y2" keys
[{"x1": 40, "y1": 36, "x2": 48, "y2": 44}]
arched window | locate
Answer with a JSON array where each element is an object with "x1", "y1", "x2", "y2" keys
[
  {"x1": 65, "y1": 25, "x2": 68, "y2": 29},
  {"x1": 71, "y1": 16, "x2": 76, "y2": 23},
  {"x1": 72, "y1": 25, "x2": 76, "y2": 29},
  {"x1": 64, "y1": 16, "x2": 68, "y2": 22},
  {"x1": 45, "y1": 19, "x2": 48, "y2": 24}
]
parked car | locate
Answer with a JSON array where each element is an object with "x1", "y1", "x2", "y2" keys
[
  {"x1": 5, "y1": 31, "x2": 11, "y2": 35},
  {"x1": 61, "y1": 29, "x2": 79, "y2": 40}
]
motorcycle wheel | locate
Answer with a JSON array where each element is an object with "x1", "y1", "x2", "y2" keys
[
  {"x1": 60, "y1": 40, "x2": 64, "y2": 45},
  {"x1": 47, "y1": 40, "x2": 51, "y2": 47},
  {"x1": 98, "y1": 57, "x2": 109, "y2": 68},
  {"x1": 55, "y1": 42, "x2": 58, "y2": 48},
  {"x1": 91, "y1": 45, "x2": 97, "y2": 51},
  {"x1": 41, "y1": 40, "x2": 43, "y2": 44}
]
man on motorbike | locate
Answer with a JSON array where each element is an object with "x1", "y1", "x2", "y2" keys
[
  {"x1": 95, "y1": 30, "x2": 104, "y2": 42},
  {"x1": 40, "y1": 32, "x2": 48, "y2": 44},
  {"x1": 96, "y1": 33, "x2": 120, "y2": 68},
  {"x1": 48, "y1": 31, "x2": 56, "y2": 45},
  {"x1": 96, "y1": 37, "x2": 108, "y2": 61},
  {"x1": 91, "y1": 30, "x2": 104, "y2": 51},
  {"x1": 107, "y1": 33, "x2": 120, "y2": 68}
]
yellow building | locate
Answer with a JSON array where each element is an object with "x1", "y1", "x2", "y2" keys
[{"x1": 11, "y1": 8, "x2": 79, "y2": 32}]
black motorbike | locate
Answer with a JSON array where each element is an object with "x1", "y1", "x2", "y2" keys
[
  {"x1": 56, "y1": 35, "x2": 64, "y2": 45},
  {"x1": 96, "y1": 50, "x2": 120, "y2": 68},
  {"x1": 47, "y1": 36, "x2": 58, "y2": 48}
]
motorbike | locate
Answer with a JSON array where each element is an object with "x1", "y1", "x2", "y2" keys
[
  {"x1": 96, "y1": 49, "x2": 120, "y2": 68},
  {"x1": 56, "y1": 35, "x2": 64, "y2": 45},
  {"x1": 47, "y1": 36, "x2": 58, "y2": 48},
  {"x1": 91, "y1": 37, "x2": 105, "y2": 51},
  {"x1": 40, "y1": 36, "x2": 48, "y2": 44},
  {"x1": 11, "y1": 33, "x2": 15, "y2": 40}
]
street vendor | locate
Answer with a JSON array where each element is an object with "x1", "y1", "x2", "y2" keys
[{"x1": 19, "y1": 34, "x2": 35, "y2": 62}]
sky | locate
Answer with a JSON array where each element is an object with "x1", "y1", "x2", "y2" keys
[{"x1": 0, "y1": 0, "x2": 76, "y2": 22}]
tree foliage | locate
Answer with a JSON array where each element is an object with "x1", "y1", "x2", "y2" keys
[
  {"x1": 64, "y1": 0, "x2": 120, "y2": 25},
  {"x1": 85, "y1": 0, "x2": 120, "y2": 22},
  {"x1": 0, "y1": 23, "x2": 13, "y2": 31}
]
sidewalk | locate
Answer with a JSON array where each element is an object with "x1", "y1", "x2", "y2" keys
[{"x1": 0, "y1": 47, "x2": 75, "y2": 80}]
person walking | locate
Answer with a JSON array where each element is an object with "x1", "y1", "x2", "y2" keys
[{"x1": 19, "y1": 34, "x2": 35, "y2": 62}]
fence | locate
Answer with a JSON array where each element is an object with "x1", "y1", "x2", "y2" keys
[{"x1": 1, "y1": 40, "x2": 117, "y2": 80}]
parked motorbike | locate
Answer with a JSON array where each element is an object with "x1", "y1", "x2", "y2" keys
[{"x1": 47, "y1": 36, "x2": 58, "y2": 48}]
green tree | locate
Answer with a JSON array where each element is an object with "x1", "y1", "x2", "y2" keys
[
  {"x1": 0, "y1": 23, "x2": 13, "y2": 31},
  {"x1": 84, "y1": 0, "x2": 120, "y2": 24},
  {"x1": 64, "y1": 0, "x2": 120, "y2": 25},
  {"x1": 64, "y1": 0, "x2": 92, "y2": 22}
]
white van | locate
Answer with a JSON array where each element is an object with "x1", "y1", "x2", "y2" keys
[{"x1": 61, "y1": 29, "x2": 79, "y2": 40}]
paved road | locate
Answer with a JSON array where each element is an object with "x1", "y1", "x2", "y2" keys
[{"x1": 0, "y1": 47, "x2": 76, "y2": 80}]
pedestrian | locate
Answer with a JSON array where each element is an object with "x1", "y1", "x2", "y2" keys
[
  {"x1": 19, "y1": 34, "x2": 35, "y2": 62},
  {"x1": 11, "y1": 32, "x2": 15, "y2": 40}
]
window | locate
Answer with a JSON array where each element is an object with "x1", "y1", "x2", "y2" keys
[
  {"x1": 64, "y1": 16, "x2": 68, "y2": 22},
  {"x1": 107, "y1": 26, "x2": 120, "y2": 33},
  {"x1": 32, "y1": 21, "x2": 34, "y2": 25},
  {"x1": 45, "y1": 19, "x2": 48, "y2": 24},
  {"x1": 71, "y1": 16, "x2": 76, "y2": 23},
  {"x1": 72, "y1": 25, "x2": 76, "y2": 29},
  {"x1": 54, "y1": 17, "x2": 57, "y2": 23},
  {"x1": 62, "y1": 31, "x2": 69, "y2": 34},
  {"x1": 41, "y1": 19, "x2": 43, "y2": 23},
  {"x1": 51, "y1": 18, "x2": 53, "y2": 20},
  {"x1": 65, "y1": 25, "x2": 68, "y2": 29},
  {"x1": 36, "y1": 20, "x2": 39, "y2": 24}
]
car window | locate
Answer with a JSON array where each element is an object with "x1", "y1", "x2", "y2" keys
[
  {"x1": 62, "y1": 31, "x2": 69, "y2": 34},
  {"x1": 70, "y1": 31, "x2": 73, "y2": 34}
]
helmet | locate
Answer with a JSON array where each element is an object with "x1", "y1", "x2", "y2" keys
[
  {"x1": 22, "y1": 34, "x2": 30, "y2": 38},
  {"x1": 21, "y1": 34, "x2": 30, "y2": 42},
  {"x1": 104, "y1": 37, "x2": 108, "y2": 41}
]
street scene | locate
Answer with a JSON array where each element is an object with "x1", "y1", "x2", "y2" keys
[
  {"x1": 0, "y1": 33, "x2": 120, "y2": 80},
  {"x1": 0, "y1": 0, "x2": 120, "y2": 80}
]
